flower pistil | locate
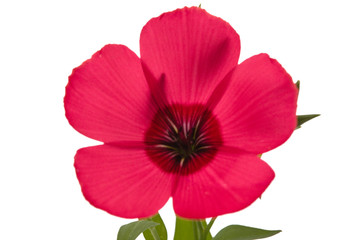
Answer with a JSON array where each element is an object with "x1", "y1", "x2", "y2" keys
[{"x1": 145, "y1": 104, "x2": 222, "y2": 174}]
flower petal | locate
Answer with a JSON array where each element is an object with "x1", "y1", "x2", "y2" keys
[
  {"x1": 65, "y1": 44, "x2": 155, "y2": 143},
  {"x1": 172, "y1": 148, "x2": 274, "y2": 218},
  {"x1": 213, "y1": 54, "x2": 298, "y2": 154},
  {"x1": 140, "y1": 7, "x2": 240, "y2": 105},
  {"x1": 75, "y1": 144, "x2": 173, "y2": 218}
]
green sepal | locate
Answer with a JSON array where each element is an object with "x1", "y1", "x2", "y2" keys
[
  {"x1": 143, "y1": 213, "x2": 167, "y2": 240},
  {"x1": 296, "y1": 114, "x2": 320, "y2": 129},
  {"x1": 174, "y1": 216, "x2": 212, "y2": 240},
  {"x1": 117, "y1": 220, "x2": 159, "y2": 240},
  {"x1": 213, "y1": 225, "x2": 281, "y2": 240},
  {"x1": 294, "y1": 80, "x2": 320, "y2": 129}
]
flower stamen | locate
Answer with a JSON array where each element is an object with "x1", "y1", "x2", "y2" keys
[{"x1": 145, "y1": 104, "x2": 222, "y2": 174}]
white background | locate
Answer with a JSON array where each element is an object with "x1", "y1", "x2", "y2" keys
[{"x1": 1, "y1": 0, "x2": 359, "y2": 239}]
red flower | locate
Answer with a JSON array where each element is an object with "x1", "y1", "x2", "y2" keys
[{"x1": 65, "y1": 7, "x2": 297, "y2": 219}]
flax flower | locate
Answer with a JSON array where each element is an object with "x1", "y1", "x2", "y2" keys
[{"x1": 65, "y1": 7, "x2": 297, "y2": 219}]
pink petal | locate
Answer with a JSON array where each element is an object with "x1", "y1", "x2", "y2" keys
[
  {"x1": 213, "y1": 54, "x2": 298, "y2": 154},
  {"x1": 140, "y1": 7, "x2": 240, "y2": 105},
  {"x1": 65, "y1": 44, "x2": 156, "y2": 143},
  {"x1": 75, "y1": 144, "x2": 173, "y2": 218},
  {"x1": 172, "y1": 147, "x2": 274, "y2": 218}
]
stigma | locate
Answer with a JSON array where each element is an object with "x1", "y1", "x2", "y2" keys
[{"x1": 145, "y1": 104, "x2": 222, "y2": 174}]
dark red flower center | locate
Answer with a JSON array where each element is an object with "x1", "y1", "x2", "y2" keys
[{"x1": 145, "y1": 104, "x2": 222, "y2": 175}]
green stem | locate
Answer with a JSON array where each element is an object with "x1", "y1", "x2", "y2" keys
[
  {"x1": 149, "y1": 227, "x2": 161, "y2": 240},
  {"x1": 202, "y1": 217, "x2": 216, "y2": 240},
  {"x1": 193, "y1": 221, "x2": 203, "y2": 240}
]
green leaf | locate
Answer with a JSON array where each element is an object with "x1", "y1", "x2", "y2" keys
[
  {"x1": 295, "y1": 80, "x2": 300, "y2": 90},
  {"x1": 213, "y1": 225, "x2": 281, "y2": 240},
  {"x1": 117, "y1": 220, "x2": 159, "y2": 240},
  {"x1": 296, "y1": 114, "x2": 320, "y2": 129},
  {"x1": 174, "y1": 217, "x2": 211, "y2": 240},
  {"x1": 143, "y1": 213, "x2": 167, "y2": 240}
]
